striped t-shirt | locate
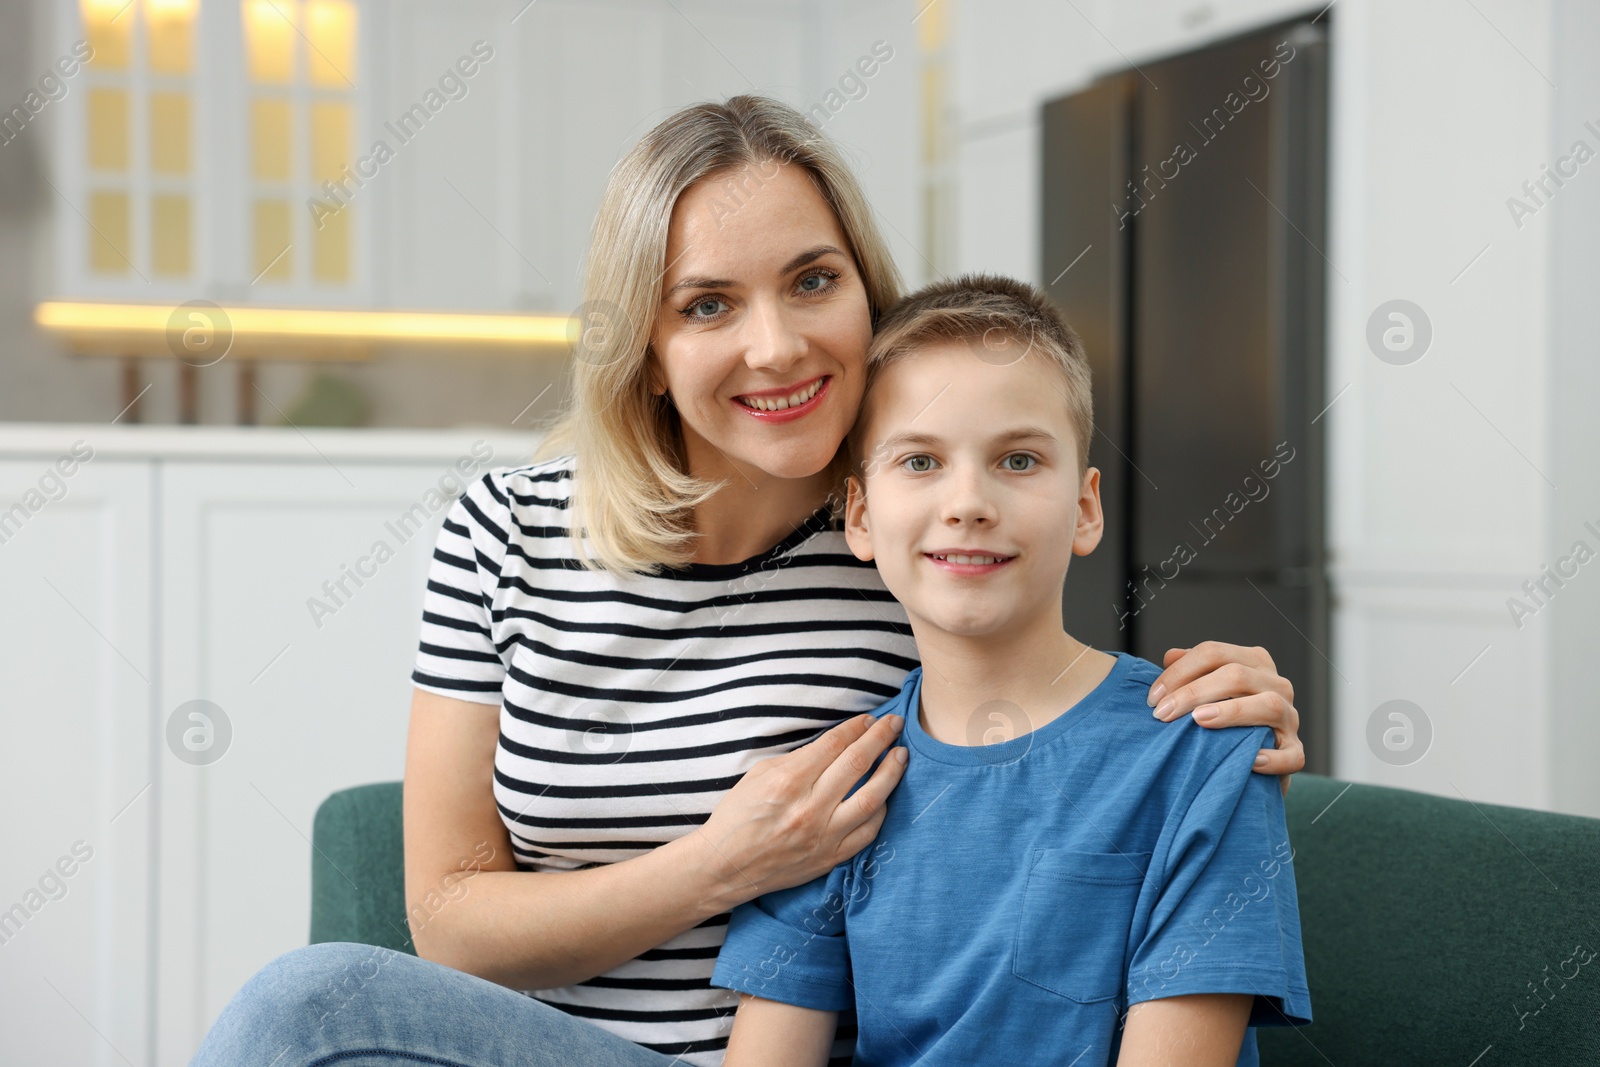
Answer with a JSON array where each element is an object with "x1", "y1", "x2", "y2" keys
[{"x1": 410, "y1": 453, "x2": 919, "y2": 1066}]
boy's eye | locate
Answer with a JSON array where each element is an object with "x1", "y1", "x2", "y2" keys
[
  {"x1": 1004, "y1": 453, "x2": 1036, "y2": 471},
  {"x1": 904, "y1": 455, "x2": 935, "y2": 473}
]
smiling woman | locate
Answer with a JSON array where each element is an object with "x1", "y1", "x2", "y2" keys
[
  {"x1": 191, "y1": 94, "x2": 1306, "y2": 1067},
  {"x1": 532, "y1": 97, "x2": 901, "y2": 574}
]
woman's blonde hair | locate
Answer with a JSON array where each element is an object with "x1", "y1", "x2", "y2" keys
[{"x1": 534, "y1": 94, "x2": 903, "y2": 575}]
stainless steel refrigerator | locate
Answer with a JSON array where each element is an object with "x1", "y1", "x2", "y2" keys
[{"x1": 1042, "y1": 17, "x2": 1331, "y2": 770}]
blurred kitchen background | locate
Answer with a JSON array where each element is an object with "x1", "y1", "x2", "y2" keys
[{"x1": 2, "y1": 0, "x2": 1598, "y2": 1063}]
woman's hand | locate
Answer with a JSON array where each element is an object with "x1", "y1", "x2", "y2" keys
[
  {"x1": 695, "y1": 713, "x2": 908, "y2": 903},
  {"x1": 1148, "y1": 642, "x2": 1304, "y2": 794}
]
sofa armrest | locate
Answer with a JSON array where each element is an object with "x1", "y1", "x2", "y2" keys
[
  {"x1": 1262, "y1": 773, "x2": 1600, "y2": 1065},
  {"x1": 310, "y1": 781, "x2": 415, "y2": 954}
]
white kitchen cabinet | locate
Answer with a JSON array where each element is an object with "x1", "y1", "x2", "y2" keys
[
  {"x1": 0, "y1": 453, "x2": 155, "y2": 1067},
  {"x1": 0, "y1": 424, "x2": 538, "y2": 1066}
]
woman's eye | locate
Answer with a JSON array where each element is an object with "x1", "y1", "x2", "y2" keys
[
  {"x1": 904, "y1": 455, "x2": 935, "y2": 473},
  {"x1": 797, "y1": 270, "x2": 837, "y2": 295},
  {"x1": 1003, "y1": 453, "x2": 1036, "y2": 471},
  {"x1": 684, "y1": 297, "x2": 728, "y2": 320}
]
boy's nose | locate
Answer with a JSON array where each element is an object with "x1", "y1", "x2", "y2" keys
[{"x1": 941, "y1": 469, "x2": 999, "y2": 527}]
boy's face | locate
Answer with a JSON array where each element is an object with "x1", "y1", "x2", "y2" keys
[{"x1": 844, "y1": 341, "x2": 1103, "y2": 642}]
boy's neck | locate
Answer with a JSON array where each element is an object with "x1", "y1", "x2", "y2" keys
[{"x1": 912, "y1": 612, "x2": 1116, "y2": 747}]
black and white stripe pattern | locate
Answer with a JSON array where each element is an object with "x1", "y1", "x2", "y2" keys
[{"x1": 412, "y1": 454, "x2": 917, "y2": 1066}]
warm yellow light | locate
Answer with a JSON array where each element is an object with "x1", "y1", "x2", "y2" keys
[
  {"x1": 82, "y1": 0, "x2": 132, "y2": 69},
  {"x1": 87, "y1": 194, "x2": 131, "y2": 274},
  {"x1": 252, "y1": 98, "x2": 293, "y2": 180},
  {"x1": 150, "y1": 92, "x2": 191, "y2": 173},
  {"x1": 305, "y1": 0, "x2": 356, "y2": 87},
  {"x1": 245, "y1": 0, "x2": 296, "y2": 84},
  {"x1": 310, "y1": 101, "x2": 349, "y2": 182},
  {"x1": 151, "y1": 196, "x2": 192, "y2": 275},
  {"x1": 35, "y1": 302, "x2": 575, "y2": 349},
  {"x1": 147, "y1": 0, "x2": 197, "y2": 73},
  {"x1": 88, "y1": 88, "x2": 130, "y2": 171},
  {"x1": 81, "y1": 0, "x2": 128, "y2": 21}
]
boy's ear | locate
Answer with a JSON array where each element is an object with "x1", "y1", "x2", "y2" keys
[
  {"x1": 843, "y1": 473, "x2": 874, "y2": 562},
  {"x1": 1072, "y1": 466, "x2": 1105, "y2": 557}
]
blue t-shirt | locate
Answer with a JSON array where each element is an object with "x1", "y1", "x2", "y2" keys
[{"x1": 710, "y1": 651, "x2": 1312, "y2": 1067}]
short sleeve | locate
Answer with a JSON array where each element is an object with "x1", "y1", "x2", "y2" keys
[
  {"x1": 710, "y1": 862, "x2": 854, "y2": 1012},
  {"x1": 1126, "y1": 728, "x2": 1313, "y2": 1027},
  {"x1": 409, "y1": 471, "x2": 510, "y2": 704}
]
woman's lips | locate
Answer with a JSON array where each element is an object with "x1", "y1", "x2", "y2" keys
[{"x1": 732, "y1": 375, "x2": 830, "y2": 423}]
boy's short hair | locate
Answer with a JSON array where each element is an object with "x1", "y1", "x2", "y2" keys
[{"x1": 851, "y1": 273, "x2": 1094, "y2": 479}]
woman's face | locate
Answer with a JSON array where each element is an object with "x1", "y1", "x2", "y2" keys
[{"x1": 649, "y1": 161, "x2": 874, "y2": 484}]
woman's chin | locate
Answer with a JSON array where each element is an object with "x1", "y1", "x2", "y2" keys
[{"x1": 735, "y1": 438, "x2": 842, "y2": 483}]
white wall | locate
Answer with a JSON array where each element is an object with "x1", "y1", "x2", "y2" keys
[{"x1": 1547, "y1": 0, "x2": 1600, "y2": 817}]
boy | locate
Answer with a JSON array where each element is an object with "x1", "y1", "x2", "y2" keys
[{"x1": 709, "y1": 274, "x2": 1311, "y2": 1066}]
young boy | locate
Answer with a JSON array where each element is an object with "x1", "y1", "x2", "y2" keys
[{"x1": 709, "y1": 274, "x2": 1311, "y2": 1066}]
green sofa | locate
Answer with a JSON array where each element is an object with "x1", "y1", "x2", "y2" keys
[{"x1": 311, "y1": 774, "x2": 1600, "y2": 1064}]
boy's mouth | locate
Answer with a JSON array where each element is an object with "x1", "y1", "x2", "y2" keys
[{"x1": 925, "y1": 551, "x2": 1016, "y2": 573}]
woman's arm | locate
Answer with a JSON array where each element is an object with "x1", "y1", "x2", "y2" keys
[
  {"x1": 1147, "y1": 642, "x2": 1304, "y2": 792},
  {"x1": 722, "y1": 994, "x2": 836, "y2": 1067},
  {"x1": 1116, "y1": 994, "x2": 1253, "y2": 1066},
  {"x1": 402, "y1": 687, "x2": 908, "y2": 991}
]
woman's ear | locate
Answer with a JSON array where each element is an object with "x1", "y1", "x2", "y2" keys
[{"x1": 843, "y1": 473, "x2": 874, "y2": 562}]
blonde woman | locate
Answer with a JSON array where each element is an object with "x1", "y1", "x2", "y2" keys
[{"x1": 192, "y1": 95, "x2": 1303, "y2": 1067}]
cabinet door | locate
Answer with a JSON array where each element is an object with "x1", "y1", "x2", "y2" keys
[
  {"x1": 155, "y1": 458, "x2": 479, "y2": 1064},
  {"x1": 0, "y1": 458, "x2": 155, "y2": 1067}
]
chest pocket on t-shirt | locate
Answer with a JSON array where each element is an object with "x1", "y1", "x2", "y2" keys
[{"x1": 1012, "y1": 849, "x2": 1151, "y2": 1004}]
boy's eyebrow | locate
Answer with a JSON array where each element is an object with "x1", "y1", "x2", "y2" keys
[
  {"x1": 877, "y1": 426, "x2": 1060, "y2": 450},
  {"x1": 663, "y1": 245, "x2": 846, "y2": 298}
]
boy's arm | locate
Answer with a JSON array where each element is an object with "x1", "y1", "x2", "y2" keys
[
  {"x1": 1124, "y1": 731, "x2": 1312, "y2": 1030},
  {"x1": 722, "y1": 994, "x2": 837, "y2": 1067},
  {"x1": 1115, "y1": 993, "x2": 1253, "y2": 1066}
]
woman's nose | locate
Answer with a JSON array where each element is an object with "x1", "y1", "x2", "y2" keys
[{"x1": 742, "y1": 299, "x2": 806, "y2": 372}]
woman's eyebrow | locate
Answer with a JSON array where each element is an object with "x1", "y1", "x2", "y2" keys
[
  {"x1": 778, "y1": 244, "x2": 846, "y2": 275},
  {"x1": 662, "y1": 245, "x2": 846, "y2": 299}
]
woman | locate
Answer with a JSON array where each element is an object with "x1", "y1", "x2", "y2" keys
[{"x1": 192, "y1": 95, "x2": 1301, "y2": 1067}]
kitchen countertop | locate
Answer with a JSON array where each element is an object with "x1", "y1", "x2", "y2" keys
[{"x1": 0, "y1": 422, "x2": 545, "y2": 463}]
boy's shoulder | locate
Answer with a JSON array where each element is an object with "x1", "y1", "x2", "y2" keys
[
  {"x1": 865, "y1": 653, "x2": 1271, "y2": 769},
  {"x1": 865, "y1": 666, "x2": 920, "y2": 722},
  {"x1": 1090, "y1": 651, "x2": 1274, "y2": 776}
]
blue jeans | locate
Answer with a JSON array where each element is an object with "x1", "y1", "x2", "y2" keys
[{"x1": 191, "y1": 942, "x2": 684, "y2": 1066}]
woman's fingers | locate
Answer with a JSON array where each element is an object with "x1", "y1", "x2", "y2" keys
[
  {"x1": 829, "y1": 741, "x2": 909, "y2": 839},
  {"x1": 1151, "y1": 642, "x2": 1281, "y2": 710},
  {"x1": 774, "y1": 713, "x2": 876, "y2": 790},
  {"x1": 1169, "y1": 689, "x2": 1294, "y2": 730},
  {"x1": 785, "y1": 713, "x2": 876, "y2": 779},
  {"x1": 1150, "y1": 648, "x2": 1306, "y2": 792},
  {"x1": 833, "y1": 794, "x2": 891, "y2": 863},
  {"x1": 1173, "y1": 688, "x2": 1307, "y2": 787},
  {"x1": 1253, "y1": 738, "x2": 1306, "y2": 791},
  {"x1": 812, "y1": 713, "x2": 905, "y2": 804},
  {"x1": 1151, "y1": 656, "x2": 1294, "y2": 723}
]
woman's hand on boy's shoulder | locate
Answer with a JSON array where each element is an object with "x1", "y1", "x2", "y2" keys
[{"x1": 1146, "y1": 642, "x2": 1304, "y2": 795}]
